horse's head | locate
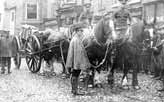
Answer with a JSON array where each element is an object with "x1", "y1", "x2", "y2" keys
[
  {"x1": 94, "y1": 17, "x2": 112, "y2": 45},
  {"x1": 143, "y1": 21, "x2": 156, "y2": 48}
]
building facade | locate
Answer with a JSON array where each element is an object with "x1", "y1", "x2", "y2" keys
[
  {"x1": 4, "y1": 0, "x2": 48, "y2": 34},
  {"x1": 56, "y1": 0, "x2": 93, "y2": 29},
  {"x1": 142, "y1": 0, "x2": 164, "y2": 25},
  {"x1": 0, "y1": 0, "x2": 5, "y2": 31},
  {"x1": 0, "y1": 0, "x2": 16, "y2": 35},
  {"x1": 91, "y1": 0, "x2": 113, "y2": 24},
  {"x1": 43, "y1": 0, "x2": 60, "y2": 30},
  {"x1": 111, "y1": 0, "x2": 142, "y2": 19}
]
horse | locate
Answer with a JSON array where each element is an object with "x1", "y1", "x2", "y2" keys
[
  {"x1": 82, "y1": 17, "x2": 114, "y2": 87},
  {"x1": 107, "y1": 18, "x2": 153, "y2": 90}
]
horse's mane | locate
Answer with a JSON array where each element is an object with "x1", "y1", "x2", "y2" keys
[{"x1": 94, "y1": 17, "x2": 112, "y2": 44}]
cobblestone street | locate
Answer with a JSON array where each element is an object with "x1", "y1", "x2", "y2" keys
[{"x1": 0, "y1": 59, "x2": 163, "y2": 102}]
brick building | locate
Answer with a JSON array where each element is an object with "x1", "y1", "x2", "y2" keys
[{"x1": 4, "y1": 0, "x2": 48, "y2": 34}]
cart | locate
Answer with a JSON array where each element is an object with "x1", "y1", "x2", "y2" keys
[
  {"x1": 24, "y1": 30, "x2": 68, "y2": 73},
  {"x1": 13, "y1": 25, "x2": 38, "y2": 69}
]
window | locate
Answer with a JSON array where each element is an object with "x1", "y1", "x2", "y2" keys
[
  {"x1": 156, "y1": 3, "x2": 164, "y2": 22},
  {"x1": 26, "y1": 3, "x2": 37, "y2": 19},
  {"x1": 145, "y1": 4, "x2": 155, "y2": 24}
]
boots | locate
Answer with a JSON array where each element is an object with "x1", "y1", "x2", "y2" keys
[
  {"x1": 158, "y1": 79, "x2": 164, "y2": 92},
  {"x1": 71, "y1": 75, "x2": 86, "y2": 95},
  {"x1": 1, "y1": 62, "x2": 5, "y2": 74},
  {"x1": 82, "y1": 73, "x2": 89, "y2": 94},
  {"x1": 1, "y1": 67, "x2": 5, "y2": 74},
  {"x1": 71, "y1": 76, "x2": 78, "y2": 95},
  {"x1": 7, "y1": 58, "x2": 11, "y2": 74}
]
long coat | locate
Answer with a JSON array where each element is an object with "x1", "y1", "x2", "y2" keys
[
  {"x1": 66, "y1": 33, "x2": 91, "y2": 71},
  {"x1": 0, "y1": 36, "x2": 17, "y2": 57}
]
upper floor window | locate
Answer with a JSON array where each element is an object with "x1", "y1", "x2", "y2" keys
[{"x1": 26, "y1": 3, "x2": 38, "y2": 19}]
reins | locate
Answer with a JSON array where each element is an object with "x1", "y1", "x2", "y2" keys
[
  {"x1": 85, "y1": 41, "x2": 111, "y2": 69},
  {"x1": 60, "y1": 40, "x2": 66, "y2": 68}
]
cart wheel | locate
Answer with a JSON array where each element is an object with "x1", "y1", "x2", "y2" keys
[
  {"x1": 26, "y1": 55, "x2": 41, "y2": 73},
  {"x1": 25, "y1": 35, "x2": 41, "y2": 73},
  {"x1": 13, "y1": 36, "x2": 21, "y2": 69}
]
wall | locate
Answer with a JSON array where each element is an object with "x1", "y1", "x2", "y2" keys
[
  {"x1": 0, "y1": 0, "x2": 5, "y2": 30},
  {"x1": 9, "y1": 9, "x2": 15, "y2": 35},
  {"x1": 91, "y1": 0, "x2": 113, "y2": 16}
]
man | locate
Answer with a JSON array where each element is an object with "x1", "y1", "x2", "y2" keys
[
  {"x1": 66, "y1": 23, "x2": 91, "y2": 95},
  {"x1": 111, "y1": 0, "x2": 132, "y2": 40},
  {"x1": 110, "y1": 0, "x2": 132, "y2": 89}
]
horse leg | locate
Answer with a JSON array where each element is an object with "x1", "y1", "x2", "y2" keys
[
  {"x1": 88, "y1": 67, "x2": 94, "y2": 88},
  {"x1": 121, "y1": 63, "x2": 129, "y2": 90},
  {"x1": 108, "y1": 62, "x2": 115, "y2": 88},
  {"x1": 49, "y1": 58, "x2": 56, "y2": 76},
  {"x1": 1, "y1": 57, "x2": 5, "y2": 74},
  {"x1": 132, "y1": 63, "x2": 140, "y2": 90},
  {"x1": 61, "y1": 62, "x2": 70, "y2": 79}
]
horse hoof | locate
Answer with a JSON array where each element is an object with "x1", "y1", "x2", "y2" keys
[
  {"x1": 88, "y1": 84, "x2": 93, "y2": 88},
  {"x1": 62, "y1": 73, "x2": 70, "y2": 79},
  {"x1": 122, "y1": 85, "x2": 129, "y2": 90},
  {"x1": 133, "y1": 85, "x2": 141, "y2": 90},
  {"x1": 51, "y1": 72, "x2": 56, "y2": 76},
  {"x1": 157, "y1": 88, "x2": 164, "y2": 92}
]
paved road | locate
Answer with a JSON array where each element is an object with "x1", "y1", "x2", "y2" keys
[{"x1": 0, "y1": 58, "x2": 164, "y2": 102}]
